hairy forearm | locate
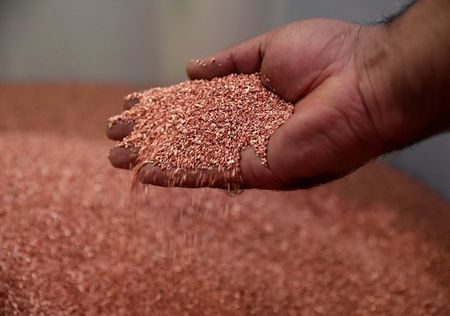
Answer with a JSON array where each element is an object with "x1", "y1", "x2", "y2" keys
[{"x1": 358, "y1": 0, "x2": 450, "y2": 149}]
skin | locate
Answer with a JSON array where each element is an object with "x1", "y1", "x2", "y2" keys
[{"x1": 108, "y1": 0, "x2": 450, "y2": 190}]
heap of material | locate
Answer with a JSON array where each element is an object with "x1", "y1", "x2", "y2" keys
[
  {"x1": 109, "y1": 73, "x2": 294, "y2": 186},
  {"x1": 1, "y1": 85, "x2": 450, "y2": 315}
]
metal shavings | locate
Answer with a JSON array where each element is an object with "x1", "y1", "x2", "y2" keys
[
  {"x1": 110, "y1": 73, "x2": 294, "y2": 186},
  {"x1": 1, "y1": 85, "x2": 450, "y2": 315}
]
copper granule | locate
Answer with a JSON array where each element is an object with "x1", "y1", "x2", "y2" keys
[
  {"x1": 109, "y1": 73, "x2": 294, "y2": 186},
  {"x1": 1, "y1": 85, "x2": 450, "y2": 315}
]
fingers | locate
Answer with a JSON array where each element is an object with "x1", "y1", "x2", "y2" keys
[
  {"x1": 107, "y1": 97, "x2": 139, "y2": 169},
  {"x1": 138, "y1": 163, "x2": 235, "y2": 189},
  {"x1": 108, "y1": 147, "x2": 139, "y2": 169},
  {"x1": 186, "y1": 33, "x2": 269, "y2": 80},
  {"x1": 107, "y1": 96, "x2": 140, "y2": 141},
  {"x1": 135, "y1": 147, "x2": 287, "y2": 190},
  {"x1": 135, "y1": 148, "x2": 277, "y2": 189},
  {"x1": 106, "y1": 121, "x2": 134, "y2": 141},
  {"x1": 111, "y1": 145, "x2": 346, "y2": 189}
]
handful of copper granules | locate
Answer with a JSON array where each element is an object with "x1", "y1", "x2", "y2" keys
[{"x1": 109, "y1": 73, "x2": 294, "y2": 187}]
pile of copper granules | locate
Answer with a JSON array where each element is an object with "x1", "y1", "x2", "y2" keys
[
  {"x1": 109, "y1": 73, "x2": 294, "y2": 185},
  {"x1": 2, "y1": 85, "x2": 450, "y2": 315}
]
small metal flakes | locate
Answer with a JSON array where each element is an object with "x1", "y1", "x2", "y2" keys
[{"x1": 115, "y1": 73, "x2": 294, "y2": 187}]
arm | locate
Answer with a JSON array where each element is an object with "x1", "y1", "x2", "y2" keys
[{"x1": 357, "y1": 0, "x2": 450, "y2": 150}]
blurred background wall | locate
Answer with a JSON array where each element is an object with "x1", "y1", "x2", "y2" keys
[{"x1": 1, "y1": 0, "x2": 449, "y2": 199}]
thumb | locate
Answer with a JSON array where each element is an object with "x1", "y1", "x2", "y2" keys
[
  {"x1": 186, "y1": 32, "x2": 270, "y2": 80},
  {"x1": 264, "y1": 79, "x2": 386, "y2": 188}
]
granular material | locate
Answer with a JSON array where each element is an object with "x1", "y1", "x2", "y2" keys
[
  {"x1": 1, "y1": 85, "x2": 450, "y2": 315},
  {"x1": 109, "y1": 73, "x2": 294, "y2": 187}
]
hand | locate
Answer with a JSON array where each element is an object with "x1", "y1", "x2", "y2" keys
[
  {"x1": 108, "y1": 19, "x2": 387, "y2": 189},
  {"x1": 107, "y1": 5, "x2": 450, "y2": 189}
]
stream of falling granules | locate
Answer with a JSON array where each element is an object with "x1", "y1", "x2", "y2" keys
[{"x1": 109, "y1": 73, "x2": 294, "y2": 187}]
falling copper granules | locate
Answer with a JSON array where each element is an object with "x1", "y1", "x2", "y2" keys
[
  {"x1": 1, "y1": 85, "x2": 450, "y2": 315},
  {"x1": 109, "y1": 73, "x2": 294, "y2": 186}
]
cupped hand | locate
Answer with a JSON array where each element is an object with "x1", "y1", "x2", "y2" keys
[{"x1": 108, "y1": 19, "x2": 392, "y2": 189}]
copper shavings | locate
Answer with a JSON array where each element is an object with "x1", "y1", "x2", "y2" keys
[
  {"x1": 1, "y1": 133, "x2": 450, "y2": 315},
  {"x1": 110, "y1": 73, "x2": 294, "y2": 186},
  {"x1": 1, "y1": 84, "x2": 450, "y2": 315}
]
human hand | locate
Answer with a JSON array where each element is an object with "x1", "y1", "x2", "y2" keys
[
  {"x1": 108, "y1": 5, "x2": 450, "y2": 189},
  {"x1": 108, "y1": 19, "x2": 384, "y2": 189}
]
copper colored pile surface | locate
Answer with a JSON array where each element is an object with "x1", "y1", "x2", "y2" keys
[{"x1": 1, "y1": 85, "x2": 450, "y2": 315}]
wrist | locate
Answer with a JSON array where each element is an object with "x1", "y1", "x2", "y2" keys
[
  {"x1": 355, "y1": 25, "x2": 405, "y2": 150},
  {"x1": 356, "y1": 1, "x2": 450, "y2": 151}
]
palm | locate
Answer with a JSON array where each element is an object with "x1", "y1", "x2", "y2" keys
[
  {"x1": 250, "y1": 21, "x2": 377, "y2": 187},
  {"x1": 189, "y1": 19, "x2": 382, "y2": 189}
]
